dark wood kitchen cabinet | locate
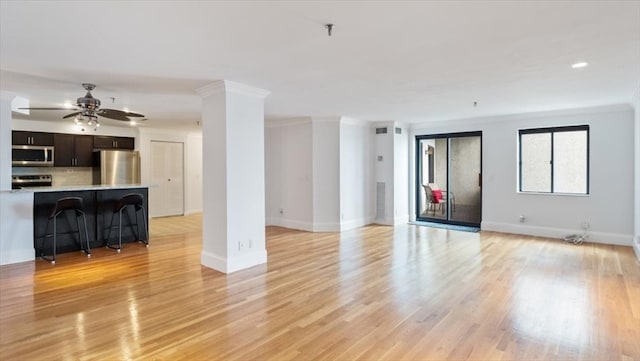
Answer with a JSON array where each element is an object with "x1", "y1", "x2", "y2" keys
[
  {"x1": 93, "y1": 136, "x2": 134, "y2": 150},
  {"x1": 12, "y1": 131, "x2": 54, "y2": 146},
  {"x1": 54, "y1": 134, "x2": 94, "y2": 167}
]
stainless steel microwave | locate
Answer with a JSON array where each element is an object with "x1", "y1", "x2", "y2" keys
[{"x1": 12, "y1": 145, "x2": 54, "y2": 166}]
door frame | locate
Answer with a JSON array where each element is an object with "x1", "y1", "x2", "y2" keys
[{"x1": 415, "y1": 131, "x2": 483, "y2": 227}]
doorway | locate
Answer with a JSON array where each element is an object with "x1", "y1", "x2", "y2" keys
[
  {"x1": 416, "y1": 132, "x2": 482, "y2": 227},
  {"x1": 149, "y1": 141, "x2": 185, "y2": 217}
]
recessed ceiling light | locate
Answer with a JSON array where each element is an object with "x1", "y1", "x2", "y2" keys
[{"x1": 571, "y1": 62, "x2": 589, "y2": 69}]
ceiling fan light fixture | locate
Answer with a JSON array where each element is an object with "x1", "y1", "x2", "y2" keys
[{"x1": 22, "y1": 84, "x2": 145, "y2": 129}]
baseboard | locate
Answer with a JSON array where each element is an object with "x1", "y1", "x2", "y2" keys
[
  {"x1": 312, "y1": 222, "x2": 341, "y2": 232},
  {"x1": 373, "y1": 218, "x2": 394, "y2": 226},
  {"x1": 481, "y1": 221, "x2": 633, "y2": 247},
  {"x1": 373, "y1": 215, "x2": 409, "y2": 227},
  {"x1": 394, "y1": 214, "x2": 410, "y2": 226},
  {"x1": 339, "y1": 217, "x2": 370, "y2": 231},
  {"x1": 267, "y1": 217, "x2": 343, "y2": 232},
  {"x1": 0, "y1": 250, "x2": 34, "y2": 266},
  {"x1": 184, "y1": 209, "x2": 202, "y2": 216},
  {"x1": 201, "y1": 249, "x2": 267, "y2": 274},
  {"x1": 633, "y1": 236, "x2": 640, "y2": 262},
  {"x1": 266, "y1": 217, "x2": 314, "y2": 232}
]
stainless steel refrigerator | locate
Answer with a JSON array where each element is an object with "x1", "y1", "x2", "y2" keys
[{"x1": 93, "y1": 150, "x2": 141, "y2": 185}]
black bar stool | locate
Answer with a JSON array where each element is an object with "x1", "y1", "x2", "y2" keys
[
  {"x1": 105, "y1": 193, "x2": 149, "y2": 252},
  {"x1": 39, "y1": 197, "x2": 91, "y2": 264}
]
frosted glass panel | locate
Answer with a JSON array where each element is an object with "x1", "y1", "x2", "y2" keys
[
  {"x1": 449, "y1": 136, "x2": 481, "y2": 224},
  {"x1": 554, "y1": 131, "x2": 587, "y2": 193},
  {"x1": 521, "y1": 133, "x2": 551, "y2": 192}
]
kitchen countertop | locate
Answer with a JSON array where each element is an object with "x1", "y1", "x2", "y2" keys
[{"x1": 6, "y1": 184, "x2": 150, "y2": 193}]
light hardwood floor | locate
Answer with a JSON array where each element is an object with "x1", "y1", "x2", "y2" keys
[{"x1": 1, "y1": 215, "x2": 639, "y2": 360}]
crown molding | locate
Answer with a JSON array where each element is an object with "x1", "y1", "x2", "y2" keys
[
  {"x1": 340, "y1": 116, "x2": 369, "y2": 127},
  {"x1": 408, "y1": 103, "x2": 633, "y2": 130},
  {"x1": 196, "y1": 80, "x2": 270, "y2": 99},
  {"x1": 265, "y1": 117, "x2": 312, "y2": 128}
]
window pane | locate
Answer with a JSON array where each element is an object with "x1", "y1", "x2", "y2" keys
[
  {"x1": 521, "y1": 133, "x2": 551, "y2": 192},
  {"x1": 554, "y1": 131, "x2": 587, "y2": 193}
]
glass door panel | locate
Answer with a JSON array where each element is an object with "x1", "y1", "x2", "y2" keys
[
  {"x1": 417, "y1": 138, "x2": 448, "y2": 220},
  {"x1": 448, "y1": 136, "x2": 482, "y2": 224}
]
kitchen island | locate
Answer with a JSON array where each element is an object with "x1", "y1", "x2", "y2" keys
[{"x1": 0, "y1": 185, "x2": 148, "y2": 265}]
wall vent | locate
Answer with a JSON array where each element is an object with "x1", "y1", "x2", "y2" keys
[
  {"x1": 375, "y1": 127, "x2": 388, "y2": 134},
  {"x1": 395, "y1": 127, "x2": 402, "y2": 134},
  {"x1": 375, "y1": 182, "x2": 386, "y2": 220}
]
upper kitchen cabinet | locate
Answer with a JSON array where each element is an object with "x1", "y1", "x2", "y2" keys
[
  {"x1": 12, "y1": 131, "x2": 54, "y2": 146},
  {"x1": 54, "y1": 134, "x2": 94, "y2": 167},
  {"x1": 93, "y1": 136, "x2": 135, "y2": 150}
]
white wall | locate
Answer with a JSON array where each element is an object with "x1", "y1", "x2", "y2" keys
[
  {"x1": 265, "y1": 116, "x2": 373, "y2": 232},
  {"x1": 265, "y1": 118, "x2": 313, "y2": 230},
  {"x1": 186, "y1": 133, "x2": 203, "y2": 215},
  {"x1": 340, "y1": 117, "x2": 373, "y2": 230},
  {"x1": 0, "y1": 93, "x2": 13, "y2": 191},
  {"x1": 312, "y1": 118, "x2": 341, "y2": 231},
  {"x1": 633, "y1": 88, "x2": 640, "y2": 259},
  {"x1": 410, "y1": 105, "x2": 635, "y2": 246}
]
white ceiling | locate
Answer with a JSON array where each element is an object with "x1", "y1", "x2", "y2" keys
[{"x1": 1, "y1": 1, "x2": 639, "y2": 128}]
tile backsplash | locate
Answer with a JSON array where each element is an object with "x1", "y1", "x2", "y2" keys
[{"x1": 13, "y1": 167, "x2": 93, "y2": 187}]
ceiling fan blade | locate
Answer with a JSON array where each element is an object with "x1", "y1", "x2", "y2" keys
[
  {"x1": 100, "y1": 108, "x2": 145, "y2": 118},
  {"x1": 97, "y1": 109, "x2": 131, "y2": 121},
  {"x1": 62, "y1": 111, "x2": 83, "y2": 119},
  {"x1": 19, "y1": 107, "x2": 78, "y2": 111}
]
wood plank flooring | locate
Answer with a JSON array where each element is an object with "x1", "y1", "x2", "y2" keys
[{"x1": 1, "y1": 215, "x2": 639, "y2": 360}]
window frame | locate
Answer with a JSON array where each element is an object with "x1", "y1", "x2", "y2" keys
[{"x1": 518, "y1": 125, "x2": 590, "y2": 195}]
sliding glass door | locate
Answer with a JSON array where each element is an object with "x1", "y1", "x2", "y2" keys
[{"x1": 416, "y1": 132, "x2": 482, "y2": 227}]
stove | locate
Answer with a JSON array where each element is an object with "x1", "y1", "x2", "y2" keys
[{"x1": 11, "y1": 174, "x2": 53, "y2": 189}]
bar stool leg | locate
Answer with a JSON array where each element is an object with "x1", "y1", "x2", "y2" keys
[
  {"x1": 51, "y1": 215, "x2": 57, "y2": 264},
  {"x1": 117, "y1": 208, "x2": 123, "y2": 252},
  {"x1": 140, "y1": 207, "x2": 149, "y2": 247},
  {"x1": 105, "y1": 209, "x2": 122, "y2": 253},
  {"x1": 80, "y1": 211, "x2": 91, "y2": 257}
]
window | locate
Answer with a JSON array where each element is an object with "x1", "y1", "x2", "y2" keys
[{"x1": 519, "y1": 125, "x2": 589, "y2": 194}]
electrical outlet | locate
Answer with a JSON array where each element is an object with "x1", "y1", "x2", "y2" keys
[
  {"x1": 279, "y1": 208, "x2": 284, "y2": 214},
  {"x1": 582, "y1": 221, "x2": 590, "y2": 230},
  {"x1": 248, "y1": 239, "x2": 252, "y2": 248},
  {"x1": 519, "y1": 215, "x2": 525, "y2": 223},
  {"x1": 238, "y1": 241, "x2": 244, "y2": 251}
]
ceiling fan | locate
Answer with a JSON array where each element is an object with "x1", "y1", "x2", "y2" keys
[{"x1": 19, "y1": 83, "x2": 146, "y2": 128}]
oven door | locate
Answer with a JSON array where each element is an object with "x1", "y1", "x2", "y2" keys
[{"x1": 12, "y1": 146, "x2": 54, "y2": 166}]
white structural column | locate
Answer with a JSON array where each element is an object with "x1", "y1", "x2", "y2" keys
[
  {"x1": 372, "y1": 120, "x2": 409, "y2": 225},
  {"x1": 197, "y1": 80, "x2": 270, "y2": 273},
  {"x1": 0, "y1": 92, "x2": 15, "y2": 191}
]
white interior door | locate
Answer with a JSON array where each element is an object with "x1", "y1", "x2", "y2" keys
[{"x1": 150, "y1": 141, "x2": 184, "y2": 217}]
